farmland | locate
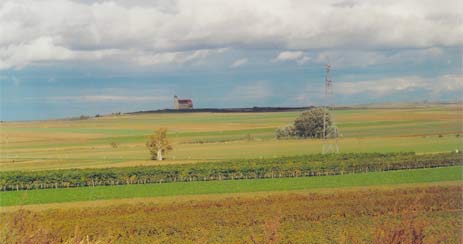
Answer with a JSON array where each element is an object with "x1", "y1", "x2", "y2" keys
[
  {"x1": 1, "y1": 104, "x2": 461, "y2": 171},
  {"x1": 1, "y1": 152, "x2": 460, "y2": 191},
  {"x1": 3, "y1": 0, "x2": 463, "y2": 242},
  {"x1": 1, "y1": 166, "x2": 461, "y2": 207},
  {"x1": 0, "y1": 104, "x2": 462, "y2": 243},
  {"x1": 2, "y1": 184, "x2": 461, "y2": 243}
]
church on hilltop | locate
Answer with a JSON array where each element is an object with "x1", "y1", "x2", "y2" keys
[{"x1": 173, "y1": 95, "x2": 193, "y2": 109}]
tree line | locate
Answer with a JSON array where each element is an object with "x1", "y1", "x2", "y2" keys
[{"x1": 0, "y1": 152, "x2": 460, "y2": 191}]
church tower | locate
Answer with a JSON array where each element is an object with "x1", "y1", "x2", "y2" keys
[{"x1": 173, "y1": 95, "x2": 179, "y2": 109}]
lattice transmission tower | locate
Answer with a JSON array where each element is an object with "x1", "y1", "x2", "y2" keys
[{"x1": 322, "y1": 63, "x2": 339, "y2": 154}]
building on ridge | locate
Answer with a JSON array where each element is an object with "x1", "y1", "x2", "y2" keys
[{"x1": 174, "y1": 95, "x2": 193, "y2": 109}]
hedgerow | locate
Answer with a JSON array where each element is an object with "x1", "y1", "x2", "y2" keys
[{"x1": 0, "y1": 152, "x2": 460, "y2": 191}]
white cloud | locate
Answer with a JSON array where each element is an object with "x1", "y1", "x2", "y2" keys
[
  {"x1": 134, "y1": 49, "x2": 221, "y2": 66},
  {"x1": 336, "y1": 74, "x2": 463, "y2": 96},
  {"x1": 1, "y1": 0, "x2": 462, "y2": 69},
  {"x1": 229, "y1": 58, "x2": 248, "y2": 68},
  {"x1": 289, "y1": 74, "x2": 462, "y2": 106},
  {"x1": 42, "y1": 87, "x2": 175, "y2": 104},
  {"x1": 272, "y1": 51, "x2": 310, "y2": 65},
  {"x1": 273, "y1": 51, "x2": 304, "y2": 61},
  {"x1": 313, "y1": 48, "x2": 447, "y2": 68},
  {"x1": 429, "y1": 74, "x2": 463, "y2": 95},
  {"x1": 225, "y1": 81, "x2": 272, "y2": 100},
  {"x1": 0, "y1": 37, "x2": 74, "y2": 69},
  {"x1": 48, "y1": 95, "x2": 171, "y2": 102},
  {"x1": 296, "y1": 56, "x2": 311, "y2": 65}
]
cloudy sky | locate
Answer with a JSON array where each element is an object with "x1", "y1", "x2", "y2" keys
[{"x1": 0, "y1": 0, "x2": 462, "y2": 121}]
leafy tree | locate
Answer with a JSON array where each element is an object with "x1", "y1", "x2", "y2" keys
[
  {"x1": 146, "y1": 128, "x2": 173, "y2": 160},
  {"x1": 275, "y1": 124, "x2": 295, "y2": 139},
  {"x1": 293, "y1": 108, "x2": 332, "y2": 138}
]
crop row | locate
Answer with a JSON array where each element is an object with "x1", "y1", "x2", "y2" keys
[{"x1": 0, "y1": 152, "x2": 460, "y2": 191}]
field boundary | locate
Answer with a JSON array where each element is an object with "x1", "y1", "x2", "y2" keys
[
  {"x1": 1, "y1": 166, "x2": 461, "y2": 207},
  {"x1": 1, "y1": 180, "x2": 461, "y2": 212},
  {"x1": 1, "y1": 152, "x2": 460, "y2": 191}
]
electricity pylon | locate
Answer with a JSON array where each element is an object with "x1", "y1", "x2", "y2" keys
[{"x1": 322, "y1": 63, "x2": 339, "y2": 154}]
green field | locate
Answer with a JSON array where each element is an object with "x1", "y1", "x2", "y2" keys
[
  {"x1": 1, "y1": 104, "x2": 461, "y2": 171},
  {"x1": 1, "y1": 104, "x2": 462, "y2": 243},
  {"x1": 2, "y1": 166, "x2": 461, "y2": 207}
]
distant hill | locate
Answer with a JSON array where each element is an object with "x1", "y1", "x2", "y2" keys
[
  {"x1": 347, "y1": 101, "x2": 462, "y2": 109},
  {"x1": 126, "y1": 102, "x2": 462, "y2": 115},
  {"x1": 127, "y1": 106, "x2": 315, "y2": 114}
]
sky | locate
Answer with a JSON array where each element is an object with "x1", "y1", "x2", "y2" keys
[{"x1": 0, "y1": 0, "x2": 462, "y2": 121}]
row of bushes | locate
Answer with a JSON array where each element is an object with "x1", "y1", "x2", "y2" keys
[{"x1": 1, "y1": 152, "x2": 461, "y2": 191}]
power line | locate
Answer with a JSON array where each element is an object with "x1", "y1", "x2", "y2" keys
[{"x1": 322, "y1": 63, "x2": 339, "y2": 154}]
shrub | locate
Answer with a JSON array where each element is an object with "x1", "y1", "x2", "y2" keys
[{"x1": 276, "y1": 125, "x2": 296, "y2": 139}]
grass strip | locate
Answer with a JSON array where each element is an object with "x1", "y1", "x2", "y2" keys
[{"x1": 1, "y1": 166, "x2": 461, "y2": 207}]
